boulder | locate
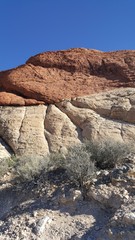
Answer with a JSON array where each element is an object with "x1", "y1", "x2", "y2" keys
[{"x1": 0, "y1": 48, "x2": 135, "y2": 105}]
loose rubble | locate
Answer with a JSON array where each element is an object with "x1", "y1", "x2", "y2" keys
[{"x1": 0, "y1": 156, "x2": 134, "y2": 239}]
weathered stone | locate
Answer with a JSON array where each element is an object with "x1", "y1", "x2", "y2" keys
[
  {"x1": 0, "y1": 105, "x2": 49, "y2": 156},
  {"x1": 0, "y1": 48, "x2": 135, "y2": 106},
  {"x1": 0, "y1": 138, "x2": 12, "y2": 159},
  {"x1": 0, "y1": 88, "x2": 135, "y2": 156},
  {"x1": 88, "y1": 184, "x2": 127, "y2": 209},
  {"x1": 123, "y1": 212, "x2": 135, "y2": 225},
  {"x1": 35, "y1": 216, "x2": 52, "y2": 235},
  {"x1": 44, "y1": 104, "x2": 81, "y2": 153},
  {"x1": 0, "y1": 49, "x2": 135, "y2": 157}
]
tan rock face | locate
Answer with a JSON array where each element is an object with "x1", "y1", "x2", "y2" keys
[
  {"x1": 0, "y1": 88, "x2": 135, "y2": 157},
  {"x1": 0, "y1": 48, "x2": 135, "y2": 157},
  {"x1": 44, "y1": 105, "x2": 81, "y2": 153},
  {"x1": 0, "y1": 106, "x2": 49, "y2": 156},
  {"x1": 0, "y1": 48, "x2": 135, "y2": 105}
]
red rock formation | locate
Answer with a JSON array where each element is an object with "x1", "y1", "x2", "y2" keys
[{"x1": 0, "y1": 48, "x2": 135, "y2": 106}]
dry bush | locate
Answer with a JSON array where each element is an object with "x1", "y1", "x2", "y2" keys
[
  {"x1": 84, "y1": 139, "x2": 135, "y2": 169},
  {"x1": 0, "y1": 158, "x2": 9, "y2": 177},
  {"x1": 0, "y1": 155, "x2": 17, "y2": 178},
  {"x1": 1, "y1": 139, "x2": 133, "y2": 184},
  {"x1": 48, "y1": 152, "x2": 66, "y2": 170},
  {"x1": 15, "y1": 155, "x2": 50, "y2": 181},
  {"x1": 61, "y1": 144, "x2": 96, "y2": 188}
]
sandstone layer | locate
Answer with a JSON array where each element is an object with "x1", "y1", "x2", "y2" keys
[
  {"x1": 0, "y1": 49, "x2": 135, "y2": 240},
  {"x1": 0, "y1": 48, "x2": 135, "y2": 105},
  {"x1": 0, "y1": 48, "x2": 135, "y2": 157},
  {"x1": 0, "y1": 88, "x2": 135, "y2": 157}
]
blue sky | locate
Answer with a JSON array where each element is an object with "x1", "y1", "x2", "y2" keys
[{"x1": 0, "y1": 0, "x2": 135, "y2": 70}]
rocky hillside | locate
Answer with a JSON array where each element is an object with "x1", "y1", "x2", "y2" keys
[
  {"x1": 0, "y1": 48, "x2": 135, "y2": 240},
  {"x1": 0, "y1": 48, "x2": 135, "y2": 157},
  {"x1": 0, "y1": 153, "x2": 134, "y2": 240}
]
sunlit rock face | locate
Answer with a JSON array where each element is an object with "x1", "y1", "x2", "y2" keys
[
  {"x1": 0, "y1": 88, "x2": 135, "y2": 157},
  {"x1": 0, "y1": 48, "x2": 135, "y2": 106},
  {"x1": 0, "y1": 48, "x2": 135, "y2": 157}
]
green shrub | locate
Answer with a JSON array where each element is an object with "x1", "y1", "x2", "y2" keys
[{"x1": 84, "y1": 139, "x2": 134, "y2": 169}]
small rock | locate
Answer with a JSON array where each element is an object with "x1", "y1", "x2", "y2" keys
[
  {"x1": 123, "y1": 212, "x2": 135, "y2": 225},
  {"x1": 94, "y1": 226, "x2": 101, "y2": 231},
  {"x1": 32, "y1": 211, "x2": 37, "y2": 217},
  {"x1": 34, "y1": 216, "x2": 52, "y2": 235},
  {"x1": 72, "y1": 190, "x2": 82, "y2": 201},
  {"x1": 108, "y1": 228, "x2": 113, "y2": 236}
]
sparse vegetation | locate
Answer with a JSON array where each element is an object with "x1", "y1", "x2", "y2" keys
[
  {"x1": 84, "y1": 139, "x2": 135, "y2": 169},
  {"x1": 15, "y1": 155, "x2": 50, "y2": 181},
  {"x1": 0, "y1": 155, "x2": 17, "y2": 178},
  {"x1": 0, "y1": 158, "x2": 9, "y2": 177},
  {"x1": 62, "y1": 144, "x2": 95, "y2": 188},
  {"x1": 0, "y1": 139, "x2": 134, "y2": 185}
]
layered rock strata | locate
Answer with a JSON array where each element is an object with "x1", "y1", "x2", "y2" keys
[{"x1": 0, "y1": 48, "x2": 135, "y2": 157}]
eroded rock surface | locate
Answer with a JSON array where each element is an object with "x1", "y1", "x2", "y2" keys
[
  {"x1": 0, "y1": 48, "x2": 135, "y2": 105},
  {"x1": 0, "y1": 88, "x2": 135, "y2": 157},
  {"x1": 0, "y1": 48, "x2": 135, "y2": 240},
  {"x1": 0, "y1": 48, "x2": 135, "y2": 157},
  {"x1": 0, "y1": 105, "x2": 49, "y2": 156},
  {"x1": 44, "y1": 104, "x2": 81, "y2": 153}
]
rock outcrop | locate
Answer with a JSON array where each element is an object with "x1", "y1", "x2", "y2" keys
[
  {"x1": 0, "y1": 88, "x2": 135, "y2": 157},
  {"x1": 0, "y1": 48, "x2": 135, "y2": 157},
  {"x1": 0, "y1": 48, "x2": 135, "y2": 106}
]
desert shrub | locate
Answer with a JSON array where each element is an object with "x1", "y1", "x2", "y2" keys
[
  {"x1": 48, "y1": 152, "x2": 66, "y2": 170},
  {"x1": 0, "y1": 155, "x2": 18, "y2": 178},
  {"x1": 7, "y1": 155, "x2": 18, "y2": 168},
  {"x1": 84, "y1": 139, "x2": 135, "y2": 169},
  {"x1": 15, "y1": 155, "x2": 50, "y2": 181},
  {"x1": 62, "y1": 144, "x2": 96, "y2": 188},
  {"x1": 1, "y1": 139, "x2": 133, "y2": 184},
  {"x1": 0, "y1": 158, "x2": 9, "y2": 177}
]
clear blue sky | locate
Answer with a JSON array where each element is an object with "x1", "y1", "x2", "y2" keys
[{"x1": 0, "y1": 0, "x2": 135, "y2": 70}]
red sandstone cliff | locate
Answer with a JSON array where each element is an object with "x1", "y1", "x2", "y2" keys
[{"x1": 0, "y1": 48, "x2": 135, "y2": 105}]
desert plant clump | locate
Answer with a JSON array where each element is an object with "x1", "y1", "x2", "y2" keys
[
  {"x1": 48, "y1": 152, "x2": 66, "y2": 170},
  {"x1": 15, "y1": 155, "x2": 50, "y2": 181},
  {"x1": 0, "y1": 139, "x2": 134, "y2": 185},
  {"x1": 61, "y1": 144, "x2": 96, "y2": 188},
  {"x1": 0, "y1": 158, "x2": 9, "y2": 177},
  {"x1": 0, "y1": 155, "x2": 18, "y2": 178},
  {"x1": 84, "y1": 139, "x2": 135, "y2": 169}
]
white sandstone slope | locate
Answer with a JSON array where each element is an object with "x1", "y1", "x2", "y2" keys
[{"x1": 0, "y1": 88, "x2": 135, "y2": 158}]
